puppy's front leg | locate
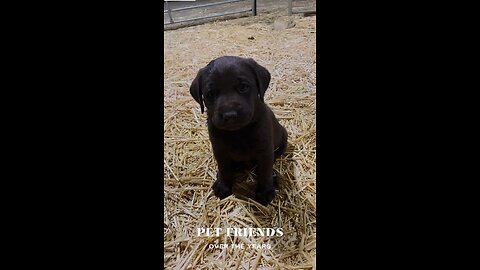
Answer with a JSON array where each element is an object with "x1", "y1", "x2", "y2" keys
[
  {"x1": 212, "y1": 159, "x2": 234, "y2": 199},
  {"x1": 255, "y1": 154, "x2": 275, "y2": 205}
]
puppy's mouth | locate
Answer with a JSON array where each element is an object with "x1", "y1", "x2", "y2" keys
[
  {"x1": 213, "y1": 119, "x2": 250, "y2": 131},
  {"x1": 215, "y1": 122, "x2": 247, "y2": 131}
]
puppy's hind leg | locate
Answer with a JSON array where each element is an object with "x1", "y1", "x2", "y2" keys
[
  {"x1": 274, "y1": 127, "x2": 288, "y2": 160},
  {"x1": 251, "y1": 165, "x2": 279, "y2": 189}
]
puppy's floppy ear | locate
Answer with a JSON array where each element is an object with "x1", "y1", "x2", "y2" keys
[
  {"x1": 190, "y1": 61, "x2": 215, "y2": 114},
  {"x1": 246, "y1": 58, "x2": 271, "y2": 102},
  {"x1": 190, "y1": 68, "x2": 206, "y2": 113}
]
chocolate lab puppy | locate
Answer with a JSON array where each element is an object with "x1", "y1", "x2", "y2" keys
[{"x1": 190, "y1": 56, "x2": 288, "y2": 205}]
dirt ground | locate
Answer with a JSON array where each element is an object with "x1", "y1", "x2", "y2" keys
[{"x1": 164, "y1": 0, "x2": 316, "y2": 29}]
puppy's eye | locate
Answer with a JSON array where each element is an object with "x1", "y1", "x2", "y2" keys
[{"x1": 238, "y1": 84, "x2": 250, "y2": 94}]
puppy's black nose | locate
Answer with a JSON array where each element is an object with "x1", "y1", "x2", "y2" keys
[{"x1": 221, "y1": 111, "x2": 238, "y2": 122}]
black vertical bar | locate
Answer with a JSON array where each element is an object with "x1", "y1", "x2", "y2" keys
[{"x1": 252, "y1": 0, "x2": 257, "y2": 16}]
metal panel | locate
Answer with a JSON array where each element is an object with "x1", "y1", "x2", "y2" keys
[
  {"x1": 165, "y1": 9, "x2": 252, "y2": 25},
  {"x1": 164, "y1": 0, "x2": 256, "y2": 26},
  {"x1": 287, "y1": 0, "x2": 316, "y2": 15},
  {"x1": 168, "y1": 0, "x2": 244, "y2": 12}
]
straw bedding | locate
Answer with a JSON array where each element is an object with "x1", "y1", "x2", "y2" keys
[{"x1": 164, "y1": 13, "x2": 316, "y2": 270}]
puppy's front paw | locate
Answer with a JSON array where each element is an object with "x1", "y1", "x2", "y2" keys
[
  {"x1": 255, "y1": 187, "x2": 275, "y2": 205},
  {"x1": 212, "y1": 179, "x2": 232, "y2": 199}
]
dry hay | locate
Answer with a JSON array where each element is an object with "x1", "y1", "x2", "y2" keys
[{"x1": 164, "y1": 13, "x2": 316, "y2": 270}]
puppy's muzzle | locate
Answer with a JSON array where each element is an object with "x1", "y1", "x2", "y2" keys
[
  {"x1": 213, "y1": 103, "x2": 251, "y2": 130},
  {"x1": 220, "y1": 111, "x2": 238, "y2": 123}
]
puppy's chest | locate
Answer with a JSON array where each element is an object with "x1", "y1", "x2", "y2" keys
[{"x1": 211, "y1": 133, "x2": 263, "y2": 161}]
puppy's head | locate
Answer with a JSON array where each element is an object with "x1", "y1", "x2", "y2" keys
[{"x1": 190, "y1": 56, "x2": 271, "y2": 131}]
